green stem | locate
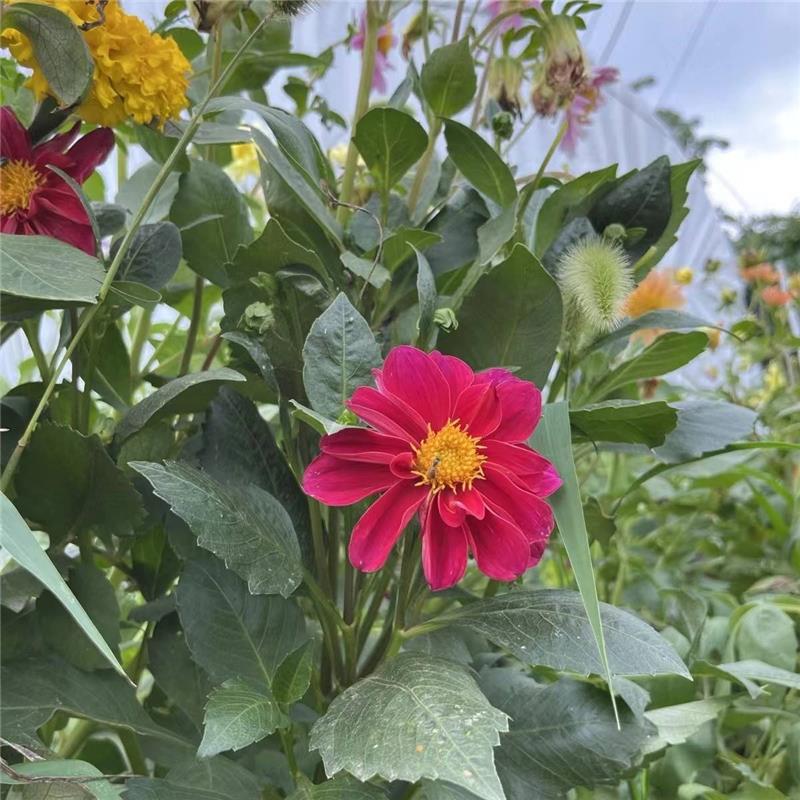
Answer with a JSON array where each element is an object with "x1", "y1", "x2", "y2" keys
[
  {"x1": 56, "y1": 719, "x2": 96, "y2": 759},
  {"x1": 337, "y1": 0, "x2": 379, "y2": 223},
  {"x1": 179, "y1": 275, "x2": 204, "y2": 376},
  {"x1": 0, "y1": 11, "x2": 275, "y2": 494},
  {"x1": 22, "y1": 318, "x2": 49, "y2": 381},
  {"x1": 407, "y1": 118, "x2": 442, "y2": 216},
  {"x1": 516, "y1": 118, "x2": 568, "y2": 224},
  {"x1": 129, "y1": 307, "x2": 152, "y2": 381},
  {"x1": 118, "y1": 728, "x2": 147, "y2": 775},
  {"x1": 279, "y1": 725, "x2": 299, "y2": 782}
]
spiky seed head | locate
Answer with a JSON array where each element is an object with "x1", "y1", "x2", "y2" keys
[
  {"x1": 558, "y1": 236, "x2": 634, "y2": 334},
  {"x1": 271, "y1": 0, "x2": 314, "y2": 17}
]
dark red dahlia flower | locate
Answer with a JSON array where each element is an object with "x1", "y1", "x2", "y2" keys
[
  {"x1": 1, "y1": 107, "x2": 114, "y2": 255},
  {"x1": 303, "y1": 346, "x2": 562, "y2": 591}
]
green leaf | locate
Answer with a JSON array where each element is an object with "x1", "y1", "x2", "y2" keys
[
  {"x1": 421, "y1": 39, "x2": 477, "y2": 117},
  {"x1": 341, "y1": 252, "x2": 391, "y2": 289},
  {"x1": 112, "y1": 222, "x2": 183, "y2": 292},
  {"x1": 109, "y1": 280, "x2": 162, "y2": 311},
  {"x1": 221, "y1": 331, "x2": 278, "y2": 393},
  {"x1": 198, "y1": 678, "x2": 287, "y2": 759},
  {"x1": 736, "y1": 604, "x2": 797, "y2": 672},
  {"x1": 0, "y1": 234, "x2": 105, "y2": 303},
  {"x1": 588, "y1": 309, "x2": 719, "y2": 351},
  {"x1": 2, "y1": 3, "x2": 93, "y2": 106},
  {"x1": 570, "y1": 400, "x2": 678, "y2": 447},
  {"x1": 481, "y1": 671, "x2": 650, "y2": 799},
  {"x1": 272, "y1": 642, "x2": 313, "y2": 705},
  {"x1": 477, "y1": 203, "x2": 518, "y2": 265},
  {"x1": 130, "y1": 525, "x2": 180, "y2": 601},
  {"x1": 116, "y1": 162, "x2": 180, "y2": 225},
  {"x1": 38, "y1": 563, "x2": 121, "y2": 672},
  {"x1": 15, "y1": 422, "x2": 144, "y2": 543},
  {"x1": 115, "y1": 368, "x2": 245, "y2": 442},
  {"x1": 693, "y1": 660, "x2": 800, "y2": 699},
  {"x1": 0, "y1": 655, "x2": 184, "y2": 749},
  {"x1": 654, "y1": 400, "x2": 757, "y2": 463},
  {"x1": 289, "y1": 400, "x2": 351, "y2": 436},
  {"x1": 435, "y1": 588, "x2": 688, "y2": 677},
  {"x1": 131, "y1": 461, "x2": 302, "y2": 598},
  {"x1": 353, "y1": 107, "x2": 428, "y2": 194},
  {"x1": 372, "y1": 227, "x2": 442, "y2": 272},
  {"x1": 199, "y1": 387, "x2": 310, "y2": 563},
  {"x1": 302, "y1": 293, "x2": 381, "y2": 419},
  {"x1": 170, "y1": 160, "x2": 253, "y2": 287},
  {"x1": 1, "y1": 759, "x2": 122, "y2": 800},
  {"x1": 425, "y1": 189, "x2": 489, "y2": 277},
  {"x1": 588, "y1": 156, "x2": 673, "y2": 261},
  {"x1": 442, "y1": 119, "x2": 517, "y2": 207},
  {"x1": 122, "y1": 779, "x2": 232, "y2": 800},
  {"x1": 591, "y1": 331, "x2": 708, "y2": 398},
  {"x1": 0, "y1": 496, "x2": 126, "y2": 678},
  {"x1": 642, "y1": 698, "x2": 726, "y2": 754},
  {"x1": 414, "y1": 246, "x2": 437, "y2": 347},
  {"x1": 441, "y1": 244, "x2": 561, "y2": 387},
  {"x1": 310, "y1": 653, "x2": 508, "y2": 800},
  {"x1": 288, "y1": 774, "x2": 388, "y2": 800},
  {"x1": 176, "y1": 555, "x2": 307, "y2": 686}
]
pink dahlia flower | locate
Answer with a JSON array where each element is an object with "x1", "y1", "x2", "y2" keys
[
  {"x1": 486, "y1": 0, "x2": 540, "y2": 32},
  {"x1": 303, "y1": 346, "x2": 561, "y2": 591},
  {"x1": 0, "y1": 107, "x2": 114, "y2": 254},
  {"x1": 352, "y1": 10, "x2": 396, "y2": 94}
]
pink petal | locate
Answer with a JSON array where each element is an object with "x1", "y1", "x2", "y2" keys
[
  {"x1": 0, "y1": 107, "x2": 31, "y2": 160},
  {"x1": 303, "y1": 452, "x2": 395, "y2": 506},
  {"x1": 348, "y1": 480, "x2": 427, "y2": 572},
  {"x1": 348, "y1": 385, "x2": 428, "y2": 443},
  {"x1": 438, "y1": 488, "x2": 486, "y2": 526},
  {"x1": 477, "y1": 372, "x2": 542, "y2": 442},
  {"x1": 390, "y1": 451, "x2": 416, "y2": 479},
  {"x1": 380, "y1": 346, "x2": 451, "y2": 430},
  {"x1": 465, "y1": 507, "x2": 530, "y2": 582},
  {"x1": 429, "y1": 351, "x2": 474, "y2": 400},
  {"x1": 421, "y1": 507, "x2": 469, "y2": 591},
  {"x1": 483, "y1": 439, "x2": 562, "y2": 496},
  {"x1": 453, "y1": 382, "x2": 502, "y2": 438},
  {"x1": 321, "y1": 428, "x2": 409, "y2": 464}
]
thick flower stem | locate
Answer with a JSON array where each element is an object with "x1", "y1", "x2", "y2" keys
[
  {"x1": 21, "y1": 319, "x2": 49, "y2": 382},
  {"x1": 516, "y1": 117, "x2": 568, "y2": 225},
  {"x1": 336, "y1": 0, "x2": 379, "y2": 224},
  {"x1": 128, "y1": 307, "x2": 152, "y2": 379},
  {"x1": 406, "y1": 118, "x2": 441, "y2": 216},
  {"x1": 0, "y1": 11, "x2": 275, "y2": 494},
  {"x1": 178, "y1": 275, "x2": 204, "y2": 376}
]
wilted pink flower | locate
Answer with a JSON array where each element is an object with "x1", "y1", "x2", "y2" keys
[
  {"x1": 352, "y1": 10, "x2": 396, "y2": 94},
  {"x1": 486, "y1": 0, "x2": 539, "y2": 32},
  {"x1": 761, "y1": 286, "x2": 794, "y2": 307},
  {"x1": 303, "y1": 346, "x2": 561, "y2": 591},
  {"x1": 561, "y1": 66, "x2": 618, "y2": 154}
]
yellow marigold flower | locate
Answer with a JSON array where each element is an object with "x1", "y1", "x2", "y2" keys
[
  {"x1": 675, "y1": 266, "x2": 694, "y2": 285},
  {"x1": 226, "y1": 142, "x2": 260, "y2": 182},
  {"x1": 624, "y1": 268, "x2": 685, "y2": 318},
  {"x1": 2, "y1": 0, "x2": 190, "y2": 127}
]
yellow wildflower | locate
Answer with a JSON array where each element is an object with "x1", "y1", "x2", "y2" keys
[
  {"x1": 2, "y1": 0, "x2": 190, "y2": 127},
  {"x1": 703, "y1": 327, "x2": 721, "y2": 350},
  {"x1": 226, "y1": 142, "x2": 260, "y2": 183},
  {"x1": 675, "y1": 266, "x2": 693, "y2": 285},
  {"x1": 624, "y1": 268, "x2": 685, "y2": 318}
]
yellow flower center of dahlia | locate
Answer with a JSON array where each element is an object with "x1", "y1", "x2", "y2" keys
[
  {"x1": 0, "y1": 160, "x2": 43, "y2": 215},
  {"x1": 413, "y1": 420, "x2": 486, "y2": 494}
]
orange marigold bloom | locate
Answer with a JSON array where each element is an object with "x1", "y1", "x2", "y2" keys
[
  {"x1": 624, "y1": 268, "x2": 686, "y2": 318},
  {"x1": 741, "y1": 263, "x2": 780, "y2": 285},
  {"x1": 761, "y1": 286, "x2": 794, "y2": 307}
]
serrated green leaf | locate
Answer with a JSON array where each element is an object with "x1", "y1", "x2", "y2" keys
[{"x1": 272, "y1": 642, "x2": 313, "y2": 704}]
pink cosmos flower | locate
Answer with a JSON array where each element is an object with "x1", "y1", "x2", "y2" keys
[
  {"x1": 352, "y1": 10, "x2": 396, "y2": 94},
  {"x1": 0, "y1": 107, "x2": 114, "y2": 254},
  {"x1": 561, "y1": 66, "x2": 618, "y2": 155},
  {"x1": 486, "y1": 0, "x2": 540, "y2": 32},
  {"x1": 303, "y1": 346, "x2": 562, "y2": 591}
]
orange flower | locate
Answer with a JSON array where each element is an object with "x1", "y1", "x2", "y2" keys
[
  {"x1": 761, "y1": 286, "x2": 794, "y2": 307},
  {"x1": 741, "y1": 263, "x2": 780, "y2": 284},
  {"x1": 624, "y1": 269, "x2": 685, "y2": 318}
]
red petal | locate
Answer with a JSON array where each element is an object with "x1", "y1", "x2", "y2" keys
[
  {"x1": 64, "y1": 128, "x2": 115, "y2": 183},
  {"x1": 465, "y1": 507, "x2": 530, "y2": 581},
  {"x1": 483, "y1": 440, "x2": 562, "y2": 496},
  {"x1": 348, "y1": 385, "x2": 428, "y2": 443},
  {"x1": 36, "y1": 188, "x2": 88, "y2": 224},
  {"x1": 421, "y1": 506, "x2": 469, "y2": 591},
  {"x1": 390, "y1": 451, "x2": 416, "y2": 479},
  {"x1": 480, "y1": 464, "x2": 555, "y2": 541},
  {"x1": 34, "y1": 121, "x2": 81, "y2": 157},
  {"x1": 0, "y1": 107, "x2": 31, "y2": 160},
  {"x1": 28, "y1": 209, "x2": 95, "y2": 254},
  {"x1": 380, "y1": 346, "x2": 451, "y2": 429},
  {"x1": 429, "y1": 351, "x2": 474, "y2": 400},
  {"x1": 348, "y1": 480, "x2": 427, "y2": 572},
  {"x1": 476, "y1": 370, "x2": 542, "y2": 442},
  {"x1": 453, "y1": 382, "x2": 502, "y2": 438},
  {"x1": 438, "y1": 488, "x2": 485, "y2": 526},
  {"x1": 320, "y1": 428, "x2": 409, "y2": 464},
  {"x1": 303, "y1": 452, "x2": 395, "y2": 506}
]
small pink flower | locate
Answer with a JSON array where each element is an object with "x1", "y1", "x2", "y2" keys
[
  {"x1": 761, "y1": 286, "x2": 794, "y2": 307},
  {"x1": 303, "y1": 346, "x2": 561, "y2": 591},
  {"x1": 561, "y1": 66, "x2": 619, "y2": 155},
  {"x1": 486, "y1": 0, "x2": 539, "y2": 32},
  {"x1": 352, "y1": 10, "x2": 396, "y2": 94}
]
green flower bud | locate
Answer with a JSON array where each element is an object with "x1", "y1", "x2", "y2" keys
[
  {"x1": 602, "y1": 223, "x2": 626, "y2": 241},
  {"x1": 337, "y1": 408, "x2": 358, "y2": 426},
  {"x1": 434, "y1": 307, "x2": 459, "y2": 332},
  {"x1": 187, "y1": 1, "x2": 248, "y2": 32},
  {"x1": 241, "y1": 301, "x2": 275, "y2": 335},
  {"x1": 492, "y1": 111, "x2": 515, "y2": 141},
  {"x1": 558, "y1": 236, "x2": 634, "y2": 335},
  {"x1": 489, "y1": 55, "x2": 524, "y2": 117}
]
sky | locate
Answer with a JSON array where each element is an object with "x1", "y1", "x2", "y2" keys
[{"x1": 579, "y1": 0, "x2": 800, "y2": 218}]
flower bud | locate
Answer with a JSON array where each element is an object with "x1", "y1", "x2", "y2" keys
[
  {"x1": 402, "y1": 10, "x2": 435, "y2": 59},
  {"x1": 719, "y1": 287, "x2": 737, "y2": 307},
  {"x1": 188, "y1": 0, "x2": 247, "y2": 32},
  {"x1": 602, "y1": 223, "x2": 626, "y2": 241},
  {"x1": 704, "y1": 257, "x2": 721, "y2": 274},
  {"x1": 675, "y1": 266, "x2": 693, "y2": 285},
  {"x1": 489, "y1": 55, "x2": 524, "y2": 116},
  {"x1": 492, "y1": 111, "x2": 515, "y2": 141},
  {"x1": 434, "y1": 307, "x2": 459, "y2": 332},
  {"x1": 241, "y1": 301, "x2": 275, "y2": 335},
  {"x1": 558, "y1": 237, "x2": 633, "y2": 335},
  {"x1": 542, "y1": 14, "x2": 586, "y2": 94}
]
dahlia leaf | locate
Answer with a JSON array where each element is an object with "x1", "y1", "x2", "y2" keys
[
  {"x1": 272, "y1": 641, "x2": 314, "y2": 705},
  {"x1": 115, "y1": 368, "x2": 246, "y2": 442},
  {"x1": 587, "y1": 308, "x2": 720, "y2": 351},
  {"x1": 112, "y1": 221, "x2": 183, "y2": 292},
  {"x1": 0, "y1": 233, "x2": 104, "y2": 303},
  {"x1": 288, "y1": 774, "x2": 389, "y2": 799},
  {"x1": 414, "y1": 246, "x2": 438, "y2": 347},
  {"x1": 0, "y1": 759, "x2": 122, "y2": 799},
  {"x1": 480, "y1": 670, "x2": 650, "y2": 799},
  {"x1": 0, "y1": 496, "x2": 127, "y2": 679},
  {"x1": 132, "y1": 461, "x2": 303, "y2": 598},
  {"x1": 310, "y1": 653, "x2": 508, "y2": 800},
  {"x1": 198, "y1": 678, "x2": 287, "y2": 759},
  {"x1": 421, "y1": 39, "x2": 477, "y2": 117},
  {"x1": 570, "y1": 400, "x2": 678, "y2": 448},
  {"x1": 443, "y1": 119, "x2": 517, "y2": 207},
  {"x1": 303, "y1": 293, "x2": 382, "y2": 420},
  {"x1": 354, "y1": 107, "x2": 428, "y2": 195},
  {"x1": 477, "y1": 202, "x2": 518, "y2": 265},
  {"x1": 175, "y1": 555, "x2": 308, "y2": 686},
  {"x1": 425, "y1": 189, "x2": 490, "y2": 277},
  {"x1": 441, "y1": 243, "x2": 561, "y2": 387}
]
